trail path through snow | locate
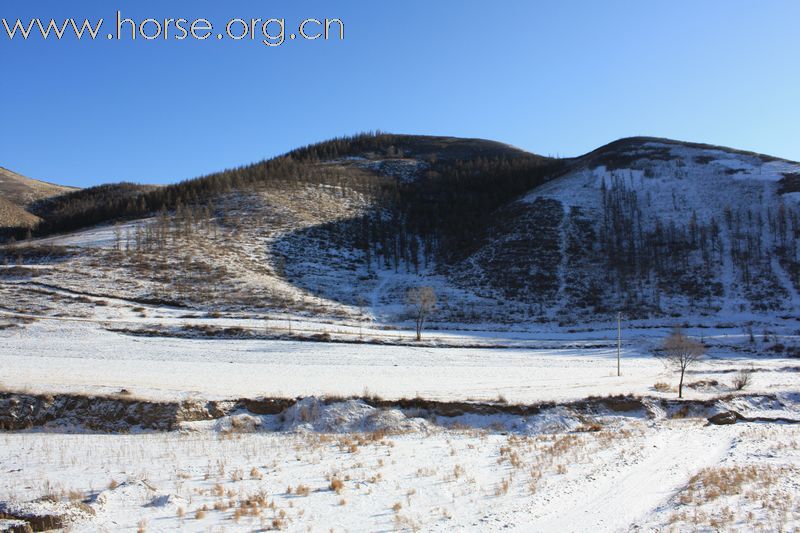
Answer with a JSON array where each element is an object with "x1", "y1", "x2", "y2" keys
[{"x1": 508, "y1": 424, "x2": 733, "y2": 532}]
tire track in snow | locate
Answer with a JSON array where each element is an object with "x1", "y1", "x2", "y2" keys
[{"x1": 507, "y1": 424, "x2": 734, "y2": 532}]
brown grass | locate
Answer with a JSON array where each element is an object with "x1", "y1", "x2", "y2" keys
[{"x1": 329, "y1": 477, "x2": 344, "y2": 493}]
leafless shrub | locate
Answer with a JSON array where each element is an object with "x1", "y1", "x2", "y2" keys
[{"x1": 732, "y1": 366, "x2": 754, "y2": 391}]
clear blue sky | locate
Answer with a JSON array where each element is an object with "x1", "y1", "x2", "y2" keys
[{"x1": 1, "y1": 1, "x2": 799, "y2": 188}]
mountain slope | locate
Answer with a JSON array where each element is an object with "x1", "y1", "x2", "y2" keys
[
  {"x1": 0, "y1": 167, "x2": 77, "y2": 229},
  {"x1": 453, "y1": 138, "x2": 800, "y2": 321},
  {"x1": 0, "y1": 167, "x2": 76, "y2": 205},
  {"x1": 3, "y1": 134, "x2": 798, "y2": 328},
  {"x1": 7, "y1": 134, "x2": 549, "y2": 238},
  {"x1": 0, "y1": 196, "x2": 40, "y2": 229}
]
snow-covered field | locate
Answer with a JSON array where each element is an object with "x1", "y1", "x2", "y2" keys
[
  {"x1": 1, "y1": 403, "x2": 798, "y2": 531},
  {"x1": 1, "y1": 319, "x2": 797, "y2": 403},
  {"x1": 0, "y1": 311, "x2": 799, "y2": 531},
  {"x1": 2, "y1": 212, "x2": 800, "y2": 532}
]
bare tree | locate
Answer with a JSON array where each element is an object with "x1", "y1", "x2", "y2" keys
[
  {"x1": 658, "y1": 327, "x2": 705, "y2": 398},
  {"x1": 406, "y1": 286, "x2": 436, "y2": 341}
]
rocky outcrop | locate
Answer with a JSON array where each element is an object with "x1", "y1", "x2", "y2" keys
[{"x1": 707, "y1": 411, "x2": 741, "y2": 425}]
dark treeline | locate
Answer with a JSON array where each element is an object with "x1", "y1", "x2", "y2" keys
[
  {"x1": 29, "y1": 155, "x2": 314, "y2": 236},
  {"x1": 31, "y1": 183, "x2": 158, "y2": 233},
  {"x1": 17, "y1": 133, "x2": 563, "y2": 266},
  {"x1": 20, "y1": 133, "x2": 396, "y2": 237},
  {"x1": 397, "y1": 155, "x2": 561, "y2": 259}
]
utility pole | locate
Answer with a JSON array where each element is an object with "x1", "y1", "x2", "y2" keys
[{"x1": 617, "y1": 312, "x2": 622, "y2": 377}]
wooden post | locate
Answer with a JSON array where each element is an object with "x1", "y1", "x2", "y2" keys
[{"x1": 617, "y1": 312, "x2": 622, "y2": 377}]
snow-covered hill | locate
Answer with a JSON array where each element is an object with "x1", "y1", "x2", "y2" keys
[
  {"x1": 2, "y1": 135, "x2": 799, "y2": 330},
  {"x1": 453, "y1": 138, "x2": 800, "y2": 323}
]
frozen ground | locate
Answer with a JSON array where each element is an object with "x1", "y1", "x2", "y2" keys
[
  {"x1": 0, "y1": 407, "x2": 798, "y2": 531},
  {"x1": 0, "y1": 292, "x2": 798, "y2": 531},
  {"x1": 1, "y1": 319, "x2": 797, "y2": 403}
]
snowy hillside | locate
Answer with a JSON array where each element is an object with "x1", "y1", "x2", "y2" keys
[
  {"x1": 453, "y1": 138, "x2": 800, "y2": 323},
  {"x1": 2, "y1": 134, "x2": 799, "y2": 330}
]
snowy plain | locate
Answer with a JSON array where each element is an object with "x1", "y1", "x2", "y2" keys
[
  {"x1": 1, "y1": 318, "x2": 797, "y2": 404},
  {"x1": 0, "y1": 397, "x2": 798, "y2": 532},
  {"x1": 1, "y1": 311, "x2": 799, "y2": 531}
]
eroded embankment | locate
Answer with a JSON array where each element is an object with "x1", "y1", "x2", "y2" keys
[{"x1": 0, "y1": 391, "x2": 798, "y2": 434}]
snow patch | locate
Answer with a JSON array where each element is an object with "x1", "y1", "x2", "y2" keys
[{"x1": 281, "y1": 397, "x2": 428, "y2": 433}]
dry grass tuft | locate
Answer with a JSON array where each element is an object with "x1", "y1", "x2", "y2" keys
[
  {"x1": 494, "y1": 477, "x2": 511, "y2": 496},
  {"x1": 684, "y1": 465, "x2": 764, "y2": 503},
  {"x1": 329, "y1": 477, "x2": 344, "y2": 494}
]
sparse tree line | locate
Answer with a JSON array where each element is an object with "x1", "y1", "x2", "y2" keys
[
  {"x1": 110, "y1": 204, "x2": 218, "y2": 254},
  {"x1": 6, "y1": 132, "x2": 797, "y2": 318},
  {"x1": 8, "y1": 133, "x2": 561, "y2": 271},
  {"x1": 593, "y1": 177, "x2": 800, "y2": 315}
]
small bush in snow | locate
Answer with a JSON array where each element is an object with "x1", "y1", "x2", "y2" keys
[
  {"x1": 732, "y1": 367, "x2": 754, "y2": 391},
  {"x1": 654, "y1": 382, "x2": 672, "y2": 392},
  {"x1": 329, "y1": 477, "x2": 344, "y2": 493}
]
